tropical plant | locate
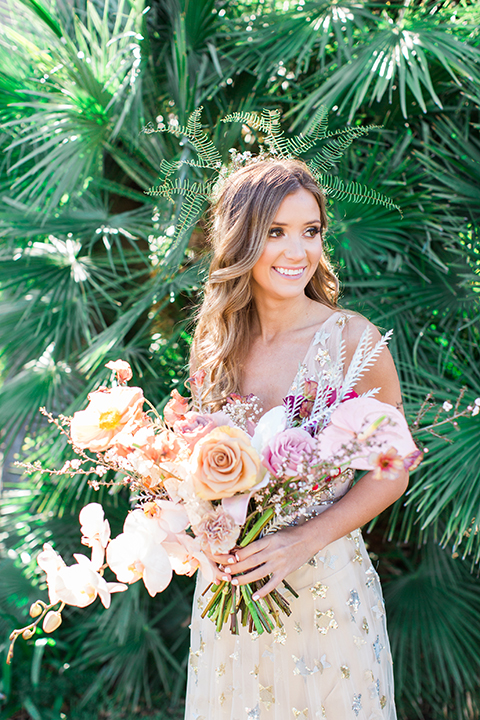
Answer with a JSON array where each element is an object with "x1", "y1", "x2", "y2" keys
[{"x1": 1, "y1": 0, "x2": 479, "y2": 718}]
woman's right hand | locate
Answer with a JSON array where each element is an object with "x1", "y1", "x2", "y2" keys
[{"x1": 201, "y1": 548, "x2": 236, "y2": 583}]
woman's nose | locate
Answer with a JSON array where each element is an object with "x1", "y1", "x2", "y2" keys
[{"x1": 284, "y1": 236, "x2": 307, "y2": 260}]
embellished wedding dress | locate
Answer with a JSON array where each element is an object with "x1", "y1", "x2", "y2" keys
[{"x1": 185, "y1": 311, "x2": 396, "y2": 720}]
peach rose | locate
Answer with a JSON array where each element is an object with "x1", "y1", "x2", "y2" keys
[
  {"x1": 163, "y1": 389, "x2": 189, "y2": 425},
  {"x1": 70, "y1": 386, "x2": 145, "y2": 452},
  {"x1": 190, "y1": 426, "x2": 261, "y2": 500}
]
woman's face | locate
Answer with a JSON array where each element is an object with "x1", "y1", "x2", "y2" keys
[{"x1": 251, "y1": 187, "x2": 323, "y2": 303}]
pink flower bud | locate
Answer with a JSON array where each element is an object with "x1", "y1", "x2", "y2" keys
[{"x1": 42, "y1": 610, "x2": 62, "y2": 634}]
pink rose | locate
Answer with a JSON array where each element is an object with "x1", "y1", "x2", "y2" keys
[
  {"x1": 163, "y1": 389, "x2": 189, "y2": 426},
  {"x1": 262, "y1": 428, "x2": 316, "y2": 479},
  {"x1": 173, "y1": 411, "x2": 230, "y2": 449}
]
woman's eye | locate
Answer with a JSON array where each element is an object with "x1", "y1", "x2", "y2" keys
[
  {"x1": 305, "y1": 226, "x2": 321, "y2": 238},
  {"x1": 268, "y1": 227, "x2": 283, "y2": 238}
]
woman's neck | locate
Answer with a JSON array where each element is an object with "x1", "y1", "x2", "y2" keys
[{"x1": 251, "y1": 293, "x2": 324, "y2": 342}]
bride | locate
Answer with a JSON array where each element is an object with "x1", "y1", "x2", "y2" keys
[{"x1": 185, "y1": 158, "x2": 405, "y2": 719}]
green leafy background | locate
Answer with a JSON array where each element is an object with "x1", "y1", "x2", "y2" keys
[{"x1": 0, "y1": 0, "x2": 479, "y2": 718}]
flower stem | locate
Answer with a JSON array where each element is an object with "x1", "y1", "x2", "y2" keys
[{"x1": 239, "y1": 508, "x2": 275, "y2": 547}]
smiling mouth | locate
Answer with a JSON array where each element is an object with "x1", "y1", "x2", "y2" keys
[{"x1": 272, "y1": 266, "x2": 306, "y2": 277}]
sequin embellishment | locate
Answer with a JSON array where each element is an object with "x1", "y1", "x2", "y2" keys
[
  {"x1": 346, "y1": 589, "x2": 361, "y2": 613},
  {"x1": 311, "y1": 582, "x2": 329, "y2": 599},
  {"x1": 352, "y1": 694, "x2": 362, "y2": 716},
  {"x1": 373, "y1": 635, "x2": 384, "y2": 663},
  {"x1": 315, "y1": 609, "x2": 339, "y2": 634},
  {"x1": 259, "y1": 685, "x2": 275, "y2": 710}
]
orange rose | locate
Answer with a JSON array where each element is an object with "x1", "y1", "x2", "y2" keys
[{"x1": 190, "y1": 426, "x2": 261, "y2": 500}]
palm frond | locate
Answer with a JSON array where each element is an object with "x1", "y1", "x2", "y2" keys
[{"x1": 384, "y1": 539, "x2": 480, "y2": 718}]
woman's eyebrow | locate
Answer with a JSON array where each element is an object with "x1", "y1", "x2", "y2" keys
[{"x1": 270, "y1": 220, "x2": 321, "y2": 225}]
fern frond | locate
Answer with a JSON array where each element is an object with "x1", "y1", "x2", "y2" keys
[
  {"x1": 146, "y1": 178, "x2": 211, "y2": 201},
  {"x1": 283, "y1": 106, "x2": 332, "y2": 155},
  {"x1": 314, "y1": 173, "x2": 401, "y2": 213},
  {"x1": 307, "y1": 106, "x2": 330, "y2": 140},
  {"x1": 222, "y1": 109, "x2": 290, "y2": 157},
  {"x1": 172, "y1": 192, "x2": 207, "y2": 242},
  {"x1": 157, "y1": 159, "x2": 182, "y2": 185},
  {"x1": 222, "y1": 108, "x2": 281, "y2": 134},
  {"x1": 166, "y1": 108, "x2": 222, "y2": 168},
  {"x1": 308, "y1": 125, "x2": 380, "y2": 174}
]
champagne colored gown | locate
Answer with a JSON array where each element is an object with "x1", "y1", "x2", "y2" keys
[{"x1": 184, "y1": 312, "x2": 397, "y2": 720}]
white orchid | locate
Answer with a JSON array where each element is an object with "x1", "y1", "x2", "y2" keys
[
  {"x1": 37, "y1": 543, "x2": 126, "y2": 608},
  {"x1": 106, "y1": 509, "x2": 174, "y2": 596},
  {"x1": 163, "y1": 534, "x2": 216, "y2": 583},
  {"x1": 79, "y1": 502, "x2": 111, "y2": 571}
]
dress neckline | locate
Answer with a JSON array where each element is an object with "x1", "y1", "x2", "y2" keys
[
  {"x1": 247, "y1": 309, "x2": 345, "y2": 417},
  {"x1": 285, "y1": 309, "x2": 344, "y2": 395}
]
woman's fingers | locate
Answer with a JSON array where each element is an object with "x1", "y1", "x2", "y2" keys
[
  {"x1": 229, "y1": 563, "x2": 271, "y2": 586},
  {"x1": 252, "y1": 575, "x2": 279, "y2": 599},
  {"x1": 210, "y1": 552, "x2": 235, "y2": 566},
  {"x1": 224, "y1": 548, "x2": 270, "y2": 576}
]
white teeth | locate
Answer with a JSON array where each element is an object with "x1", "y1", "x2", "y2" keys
[{"x1": 274, "y1": 267, "x2": 304, "y2": 276}]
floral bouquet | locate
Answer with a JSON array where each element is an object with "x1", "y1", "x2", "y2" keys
[{"x1": 8, "y1": 331, "x2": 424, "y2": 660}]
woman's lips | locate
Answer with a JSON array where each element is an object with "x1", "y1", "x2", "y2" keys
[{"x1": 272, "y1": 266, "x2": 306, "y2": 278}]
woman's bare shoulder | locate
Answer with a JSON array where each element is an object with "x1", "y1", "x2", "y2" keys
[{"x1": 342, "y1": 311, "x2": 382, "y2": 345}]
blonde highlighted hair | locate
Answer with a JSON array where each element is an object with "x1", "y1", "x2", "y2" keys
[{"x1": 190, "y1": 158, "x2": 339, "y2": 409}]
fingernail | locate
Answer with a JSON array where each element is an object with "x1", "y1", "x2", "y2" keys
[
  {"x1": 232, "y1": 578, "x2": 239, "y2": 586},
  {"x1": 222, "y1": 576, "x2": 229, "y2": 582},
  {"x1": 235, "y1": 553, "x2": 240, "y2": 562},
  {"x1": 223, "y1": 567, "x2": 231, "y2": 574},
  {"x1": 252, "y1": 593, "x2": 259, "y2": 601},
  {"x1": 227, "y1": 557, "x2": 235, "y2": 564}
]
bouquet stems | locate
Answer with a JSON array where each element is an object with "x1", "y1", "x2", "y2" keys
[{"x1": 203, "y1": 507, "x2": 296, "y2": 634}]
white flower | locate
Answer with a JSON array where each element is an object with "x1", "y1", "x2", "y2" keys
[
  {"x1": 177, "y1": 476, "x2": 214, "y2": 527},
  {"x1": 79, "y1": 503, "x2": 111, "y2": 571},
  {"x1": 106, "y1": 510, "x2": 173, "y2": 596},
  {"x1": 37, "y1": 543, "x2": 66, "y2": 603},
  {"x1": 442, "y1": 401, "x2": 453, "y2": 412},
  {"x1": 163, "y1": 534, "x2": 216, "y2": 582},
  {"x1": 251, "y1": 405, "x2": 287, "y2": 454},
  {"x1": 37, "y1": 544, "x2": 126, "y2": 608},
  {"x1": 473, "y1": 405, "x2": 479, "y2": 417},
  {"x1": 55, "y1": 554, "x2": 126, "y2": 608}
]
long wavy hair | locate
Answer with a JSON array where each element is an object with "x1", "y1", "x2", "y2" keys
[{"x1": 190, "y1": 158, "x2": 339, "y2": 409}]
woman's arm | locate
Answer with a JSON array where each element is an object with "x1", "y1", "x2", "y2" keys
[{"x1": 219, "y1": 316, "x2": 409, "y2": 598}]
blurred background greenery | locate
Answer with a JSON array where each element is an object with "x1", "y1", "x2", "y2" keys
[{"x1": 0, "y1": 0, "x2": 479, "y2": 718}]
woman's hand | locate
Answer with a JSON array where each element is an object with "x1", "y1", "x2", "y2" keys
[{"x1": 220, "y1": 522, "x2": 318, "y2": 599}]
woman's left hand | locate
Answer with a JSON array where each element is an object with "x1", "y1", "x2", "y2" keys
[{"x1": 221, "y1": 522, "x2": 318, "y2": 599}]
